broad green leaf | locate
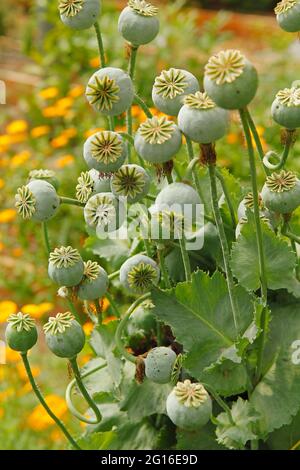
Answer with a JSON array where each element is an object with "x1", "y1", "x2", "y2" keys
[
  {"x1": 214, "y1": 398, "x2": 260, "y2": 450},
  {"x1": 109, "y1": 419, "x2": 158, "y2": 450},
  {"x1": 76, "y1": 431, "x2": 116, "y2": 450},
  {"x1": 251, "y1": 302, "x2": 300, "y2": 435},
  {"x1": 177, "y1": 423, "x2": 226, "y2": 450},
  {"x1": 267, "y1": 410, "x2": 300, "y2": 450},
  {"x1": 200, "y1": 360, "x2": 248, "y2": 397},
  {"x1": 119, "y1": 362, "x2": 172, "y2": 421},
  {"x1": 230, "y1": 215, "x2": 300, "y2": 297},
  {"x1": 79, "y1": 357, "x2": 115, "y2": 397},
  {"x1": 84, "y1": 236, "x2": 138, "y2": 266},
  {"x1": 152, "y1": 270, "x2": 254, "y2": 390}
]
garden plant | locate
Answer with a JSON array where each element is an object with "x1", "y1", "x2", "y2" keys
[{"x1": 5, "y1": 0, "x2": 300, "y2": 450}]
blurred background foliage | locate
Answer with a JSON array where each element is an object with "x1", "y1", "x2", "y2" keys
[{"x1": 0, "y1": 0, "x2": 299, "y2": 449}]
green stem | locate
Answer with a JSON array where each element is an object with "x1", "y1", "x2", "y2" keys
[
  {"x1": 157, "y1": 248, "x2": 171, "y2": 289},
  {"x1": 67, "y1": 298, "x2": 82, "y2": 325},
  {"x1": 208, "y1": 163, "x2": 239, "y2": 333},
  {"x1": 134, "y1": 94, "x2": 153, "y2": 118},
  {"x1": 216, "y1": 169, "x2": 237, "y2": 229},
  {"x1": 119, "y1": 131, "x2": 134, "y2": 146},
  {"x1": 105, "y1": 291, "x2": 121, "y2": 317},
  {"x1": 94, "y1": 299, "x2": 102, "y2": 324},
  {"x1": 185, "y1": 137, "x2": 206, "y2": 211},
  {"x1": 42, "y1": 222, "x2": 51, "y2": 255},
  {"x1": 263, "y1": 129, "x2": 294, "y2": 171},
  {"x1": 69, "y1": 356, "x2": 102, "y2": 424},
  {"x1": 126, "y1": 46, "x2": 138, "y2": 163},
  {"x1": 245, "y1": 108, "x2": 268, "y2": 176},
  {"x1": 108, "y1": 270, "x2": 120, "y2": 280},
  {"x1": 166, "y1": 171, "x2": 173, "y2": 184},
  {"x1": 283, "y1": 227, "x2": 300, "y2": 245},
  {"x1": 128, "y1": 45, "x2": 138, "y2": 79},
  {"x1": 178, "y1": 233, "x2": 191, "y2": 282},
  {"x1": 83, "y1": 300, "x2": 97, "y2": 324},
  {"x1": 94, "y1": 22, "x2": 106, "y2": 67},
  {"x1": 60, "y1": 196, "x2": 85, "y2": 207},
  {"x1": 115, "y1": 293, "x2": 151, "y2": 363},
  {"x1": 66, "y1": 362, "x2": 107, "y2": 424},
  {"x1": 202, "y1": 382, "x2": 234, "y2": 426},
  {"x1": 21, "y1": 353, "x2": 81, "y2": 450},
  {"x1": 108, "y1": 116, "x2": 115, "y2": 131}
]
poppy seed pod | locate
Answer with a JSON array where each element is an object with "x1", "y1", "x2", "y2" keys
[
  {"x1": 5, "y1": 313, "x2": 38, "y2": 353},
  {"x1": 15, "y1": 180, "x2": 60, "y2": 222},
  {"x1": 144, "y1": 347, "x2": 177, "y2": 384},
  {"x1": 118, "y1": 1, "x2": 160, "y2": 46},
  {"x1": 83, "y1": 131, "x2": 127, "y2": 173},
  {"x1": 261, "y1": 170, "x2": 300, "y2": 214},
  {"x1": 59, "y1": 0, "x2": 101, "y2": 30},
  {"x1": 119, "y1": 254, "x2": 160, "y2": 294},
  {"x1": 275, "y1": 1, "x2": 300, "y2": 32},
  {"x1": 271, "y1": 87, "x2": 300, "y2": 129},
  {"x1": 48, "y1": 246, "x2": 84, "y2": 287}
]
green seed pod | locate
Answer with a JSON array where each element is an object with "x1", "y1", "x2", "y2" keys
[
  {"x1": 204, "y1": 49, "x2": 258, "y2": 110},
  {"x1": 155, "y1": 182, "x2": 201, "y2": 207},
  {"x1": 48, "y1": 246, "x2": 84, "y2": 287},
  {"x1": 76, "y1": 170, "x2": 112, "y2": 203},
  {"x1": 44, "y1": 312, "x2": 85, "y2": 359},
  {"x1": 83, "y1": 131, "x2": 127, "y2": 173},
  {"x1": 58, "y1": 0, "x2": 101, "y2": 30},
  {"x1": 271, "y1": 87, "x2": 300, "y2": 129},
  {"x1": 15, "y1": 180, "x2": 60, "y2": 222},
  {"x1": 118, "y1": 1, "x2": 159, "y2": 46},
  {"x1": 5, "y1": 312, "x2": 38, "y2": 352},
  {"x1": 78, "y1": 260, "x2": 109, "y2": 300},
  {"x1": 261, "y1": 170, "x2": 300, "y2": 214},
  {"x1": 134, "y1": 116, "x2": 182, "y2": 164},
  {"x1": 125, "y1": 299, "x2": 156, "y2": 351},
  {"x1": 178, "y1": 91, "x2": 229, "y2": 143},
  {"x1": 84, "y1": 192, "x2": 125, "y2": 233},
  {"x1": 237, "y1": 192, "x2": 263, "y2": 220},
  {"x1": 119, "y1": 254, "x2": 160, "y2": 294},
  {"x1": 166, "y1": 380, "x2": 212, "y2": 430},
  {"x1": 275, "y1": 1, "x2": 300, "y2": 32},
  {"x1": 152, "y1": 68, "x2": 199, "y2": 116},
  {"x1": 86, "y1": 67, "x2": 134, "y2": 116},
  {"x1": 144, "y1": 346, "x2": 177, "y2": 384},
  {"x1": 28, "y1": 169, "x2": 59, "y2": 191},
  {"x1": 110, "y1": 164, "x2": 150, "y2": 203}
]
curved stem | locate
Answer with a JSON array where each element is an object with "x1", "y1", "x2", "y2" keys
[
  {"x1": 282, "y1": 226, "x2": 300, "y2": 245},
  {"x1": 216, "y1": 169, "x2": 237, "y2": 229},
  {"x1": 94, "y1": 299, "x2": 102, "y2": 324},
  {"x1": 60, "y1": 196, "x2": 85, "y2": 208},
  {"x1": 208, "y1": 163, "x2": 239, "y2": 333},
  {"x1": 263, "y1": 130, "x2": 294, "y2": 171},
  {"x1": 178, "y1": 233, "x2": 191, "y2": 282},
  {"x1": 67, "y1": 298, "x2": 82, "y2": 325},
  {"x1": 69, "y1": 356, "x2": 102, "y2": 424},
  {"x1": 245, "y1": 108, "x2": 268, "y2": 176},
  {"x1": 157, "y1": 247, "x2": 171, "y2": 289},
  {"x1": 94, "y1": 22, "x2": 106, "y2": 67},
  {"x1": 133, "y1": 94, "x2": 153, "y2": 118},
  {"x1": 21, "y1": 352, "x2": 81, "y2": 450},
  {"x1": 66, "y1": 362, "x2": 107, "y2": 424},
  {"x1": 42, "y1": 222, "x2": 51, "y2": 255},
  {"x1": 115, "y1": 292, "x2": 151, "y2": 363}
]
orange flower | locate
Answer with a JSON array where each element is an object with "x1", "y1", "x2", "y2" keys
[
  {"x1": 68, "y1": 85, "x2": 85, "y2": 98},
  {"x1": 227, "y1": 133, "x2": 239, "y2": 145},
  {"x1": 0, "y1": 241, "x2": 4, "y2": 252},
  {"x1": 22, "y1": 302, "x2": 53, "y2": 319},
  {"x1": 10, "y1": 150, "x2": 31, "y2": 168},
  {"x1": 90, "y1": 56, "x2": 101, "y2": 68},
  {"x1": 39, "y1": 87, "x2": 59, "y2": 100},
  {"x1": 84, "y1": 127, "x2": 105, "y2": 138},
  {"x1": 11, "y1": 247, "x2": 23, "y2": 258},
  {"x1": 0, "y1": 388, "x2": 13, "y2": 402},
  {"x1": 83, "y1": 322, "x2": 94, "y2": 336},
  {"x1": 16, "y1": 363, "x2": 40, "y2": 381},
  {"x1": 0, "y1": 209, "x2": 16, "y2": 224},
  {"x1": 0, "y1": 408, "x2": 4, "y2": 419},
  {"x1": 42, "y1": 106, "x2": 68, "y2": 118},
  {"x1": 31, "y1": 125, "x2": 51, "y2": 138},
  {"x1": 61, "y1": 127, "x2": 77, "y2": 138},
  {"x1": 103, "y1": 315, "x2": 117, "y2": 325},
  {"x1": 54, "y1": 154, "x2": 75, "y2": 168},
  {"x1": 0, "y1": 178, "x2": 5, "y2": 189},
  {"x1": 6, "y1": 120, "x2": 28, "y2": 135},
  {"x1": 0, "y1": 301, "x2": 17, "y2": 322},
  {"x1": 5, "y1": 347, "x2": 20, "y2": 363},
  {"x1": 27, "y1": 395, "x2": 68, "y2": 430},
  {"x1": 55, "y1": 97, "x2": 73, "y2": 109},
  {"x1": 51, "y1": 135, "x2": 69, "y2": 148}
]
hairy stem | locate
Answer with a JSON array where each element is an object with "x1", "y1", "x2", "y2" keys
[
  {"x1": 185, "y1": 137, "x2": 206, "y2": 208},
  {"x1": 216, "y1": 169, "x2": 237, "y2": 229},
  {"x1": 203, "y1": 382, "x2": 234, "y2": 426},
  {"x1": 245, "y1": 108, "x2": 268, "y2": 176},
  {"x1": 67, "y1": 298, "x2": 82, "y2": 325},
  {"x1": 42, "y1": 222, "x2": 51, "y2": 255},
  {"x1": 178, "y1": 233, "x2": 192, "y2": 282},
  {"x1": 157, "y1": 247, "x2": 172, "y2": 289},
  {"x1": 21, "y1": 352, "x2": 81, "y2": 450},
  {"x1": 94, "y1": 299, "x2": 102, "y2": 324},
  {"x1": 60, "y1": 196, "x2": 85, "y2": 207},
  {"x1": 94, "y1": 22, "x2": 106, "y2": 67},
  {"x1": 134, "y1": 94, "x2": 153, "y2": 118},
  {"x1": 126, "y1": 46, "x2": 138, "y2": 162}
]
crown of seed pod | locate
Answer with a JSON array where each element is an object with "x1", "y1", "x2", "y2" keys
[
  {"x1": 48, "y1": 246, "x2": 85, "y2": 287},
  {"x1": 203, "y1": 49, "x2": 258, "y2": 110},
  {"x1": 275, "y1": 1, "x2": 300, "y2": 32},
  {"x1": 83, "y1": 131, "x2": 127, "y2": 173},
  {"x1": 110, "y1": 164, "x2": 150, "y2": 204},
  {"x1": 166, "y1": 380, "x2": 212, "y2": 431},
  {"x1": 134, "y1": 116, "x2": 182, "y2": 164},
  {"x1": 15, "y1": 180, "x2": 60, "y2": 222},
  {"x1": 5, "y1": 312, "x2": 38, "y2": 352},
  {"x1": 152, "y1": 68, "x2": 199, "y2": 116},
  {"x1": 261, "y1": 170, "x2": 300, "y2": 214},
  {"x1": 178, "y1": 91, "x2": 229, "y2": 144},
  {"x1": 84, "y1": 192, "x2": 125, "y2": 234},
  {"x1": 28, "y1": 169, "x2": 59, "y2": 190},
  {"x1": 119, "y1": 254, "x2": 160, "y2": 294},
  {"x1": 118, "y1": 0, "x2": 160, "y2": 46},
  {"x1": 44, "y1": 312, "x2": 85, "y2": 358},
  {"x1": 76, "y1": 170, "x2": 112, "y2": 203},
  {"x1": 77, "y1": 260, "x2": 109, "y2": 300},
  {"x1": 86, "y1": 67, "x2": 134, "y2": 116},
  {"x1": 271, "y1": 87, "x2": 300, "y2": 130},
  {"x1": 58, "y1": 0, "x2": 101, "y2": 30}
]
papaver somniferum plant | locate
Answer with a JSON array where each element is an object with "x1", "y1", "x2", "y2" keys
[{"x1": 8, "y1": 0, "x2": 300, "y2": 451}]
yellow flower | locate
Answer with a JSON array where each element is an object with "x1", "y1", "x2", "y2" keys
[
  {"x1": 51, "y1": 135, "x2": 69, "y2": 148},
  {"x1": 61, "y1": 127, "x2": 77, "y2": 138},
  {"x1": 54, "y1": 154, "x2": 75, "y2": 168},
  {"x1": 90, "y1": 56, "x2": 101, "y2": 68},
  {"x1": 0, "y1": 209, "x2": 16, "y2": 224},
  {"x1": 227, "y1": 133, "x2": 239, "y2": 145},
  {"x1": 31, "y1": 125, "x2": 51, "y2": 138},
  {"x1": 10, "y1": 150, "x2": 31, "y2": 168},
  {"x1": 0, "y1": 388, "x2": 13, "y2": 402},
  {"x1": 27, "y1": 395, "x2": 68, "y2": 430},
  {"x1": 6, "y1": 120, "x2": 28, "y2": 135},
  {"x1": 55, "y1": 97, "x2": 73, "y2": 109},
  {"x1": 11, "y1": 247, "x2": 23, "y2": 258},
  {"x1": 5, "y1": 347, "x2": 20, "y2": 363},
  {"x1": 0, "y1": 178, "x2": 5, "y2": 189},
  {"x1": 22, "y1": 302, "x2": 53, "y2": 319},
  {"x1": 83, "y1": 321, "x2": 94, "y2": 336},
  {"x1": 0, "y1": 241, "x2": 4, "y2": 251},
  {"x1": 42, "y1": 106, "x2": 68, "y2": 118},
  {"x1": 16, "y1": 363, "x2": 40, "y2": 381},
  {"x1": 39, "y1": 87, "x2": 59, "y2": 100},
  {"x1": 84, "y1": 127, "x2": 105, "y2": 138},
  {"x1": 103, "y1": 315, "x2": 117, "y2": 325},
  {"x1": 68, "y1": 85, "x2": 84, "y2": 98},
  {"x1": 0, "y1": 408, "x2": 4, "y2": 419},
  {"x1": 0, "y1": 135, "x2": 12, "y2": 147}
]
